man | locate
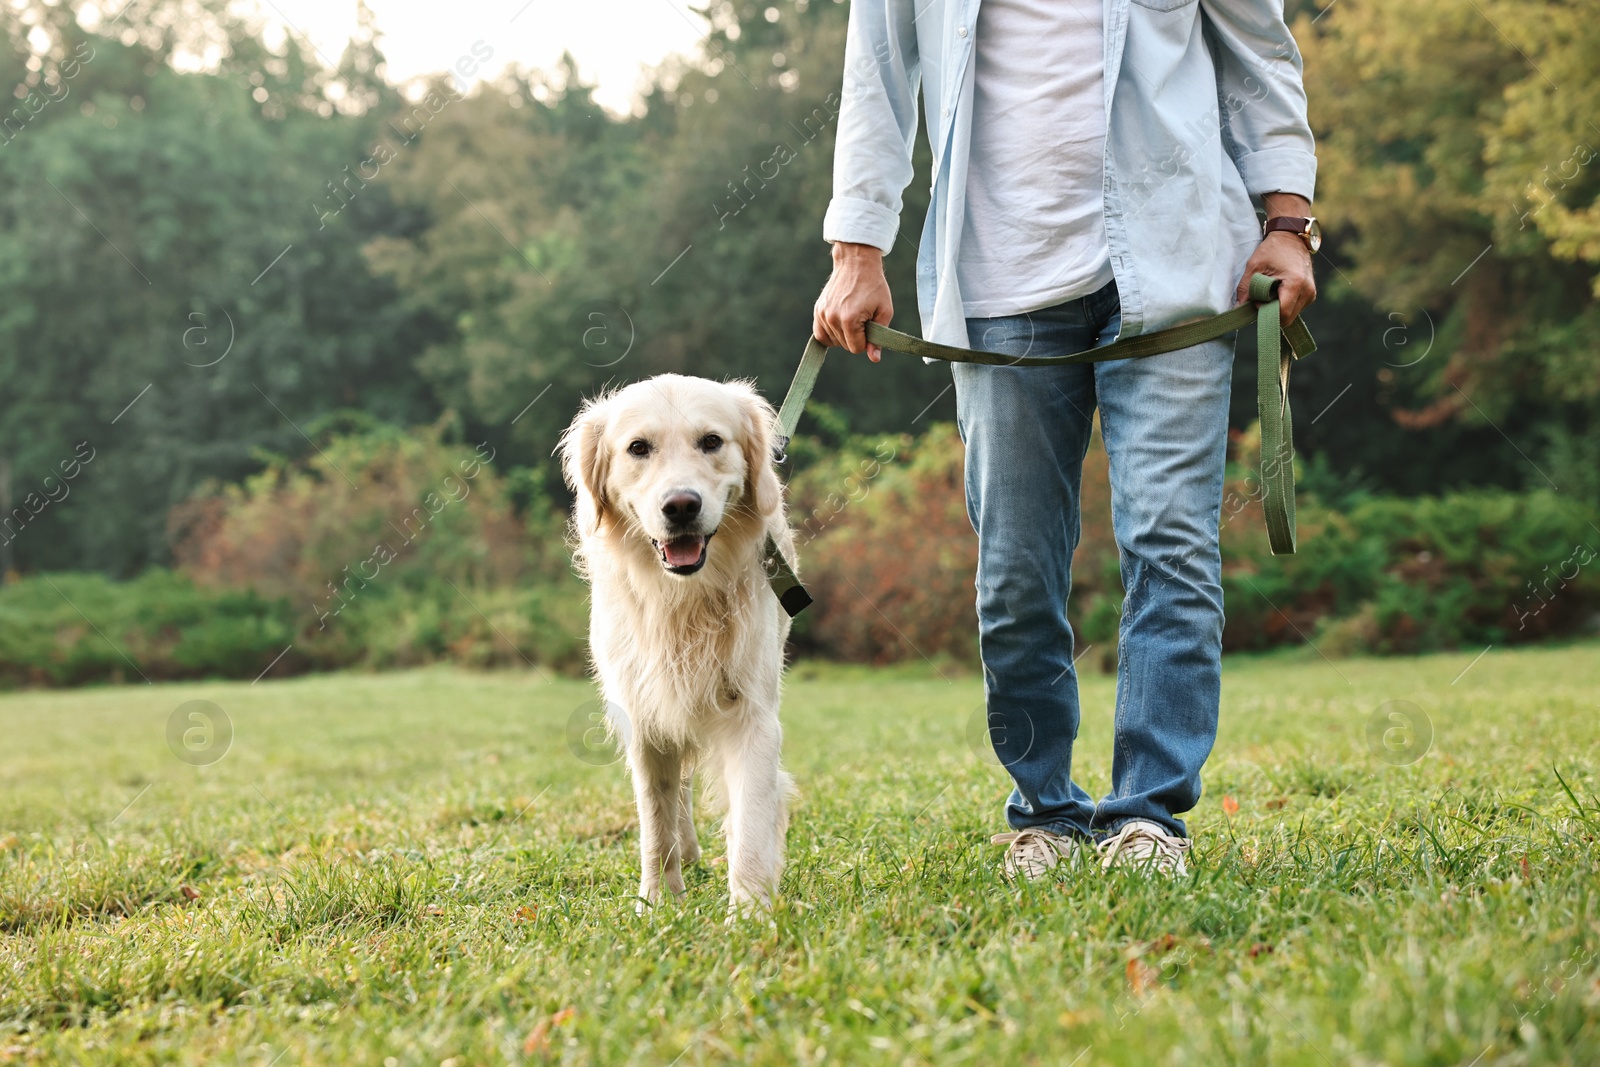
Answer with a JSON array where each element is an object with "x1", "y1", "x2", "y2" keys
[{"x1": 813, "y1": 0, "x2": 1318, "y2": 879}]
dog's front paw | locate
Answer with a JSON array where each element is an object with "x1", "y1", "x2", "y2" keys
[
  {"x1": 635, "y1": 883, "x2": 662, "y2": 917},
  {"x1": 724, "y1": 887, "x2": 775, "y2": 924}
]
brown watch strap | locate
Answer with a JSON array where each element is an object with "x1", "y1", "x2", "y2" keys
[{"x1": 1264, "y1": 216, "x2": 1310, "y2": 237}]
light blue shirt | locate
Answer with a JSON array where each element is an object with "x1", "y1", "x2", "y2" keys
[{"x1": 823, "y1": 0, "x2": 1318, "y2": 345}]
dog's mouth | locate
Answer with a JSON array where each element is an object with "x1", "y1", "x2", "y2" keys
[{"x1": 652, "y1": 532, "x2": 713, "y2": 575}]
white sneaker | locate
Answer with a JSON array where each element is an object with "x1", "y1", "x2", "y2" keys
[
  {"x1": 1097, "y1": 820, "x2": 1192, "y2": 877},
  {"x1": 991, "y1": 828, "x2": 1084, "y2": 881}
]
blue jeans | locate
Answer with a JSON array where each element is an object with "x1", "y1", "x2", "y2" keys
[{"x1": 953, "y1": 279, "x2": 1231, "y2": 841}]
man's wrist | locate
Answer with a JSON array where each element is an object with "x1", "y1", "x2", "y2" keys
[
  {"x1": 831, "y1": 240, "x2": 885, "y2": 265},
  {"x1": 1261, "y1": 192, "x2": 1312, "y2": 218},
  {"x1": 1260, "y1": 193, "x2": 1319, "y2": 252}
]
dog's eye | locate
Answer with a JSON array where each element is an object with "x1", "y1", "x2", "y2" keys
[
  {"x1": 699, "y1": 434, "x2": 723, "y2": 453},
  {"x1": 627, "y1": 439, "x2": 650, "y2": 458}
]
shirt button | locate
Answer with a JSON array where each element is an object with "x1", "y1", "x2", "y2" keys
[
  {"x1": 957, "y1": 25, "x2": 968, "y2": 36},
  {"x1": 942, "y1": 107, "x2": 950, "y2": 117}
]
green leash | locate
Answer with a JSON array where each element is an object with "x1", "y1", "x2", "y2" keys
[{"x1": 765, "y1": 273, "x2": 1316, "y2": 616}]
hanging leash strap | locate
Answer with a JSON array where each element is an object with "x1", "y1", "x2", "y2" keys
[
  {"x1": 764, "y1": 273, "x2": 1316, "y2": 614},
  {"x1": 759, "y1": 345, "x2": 825, "y2": 619}
]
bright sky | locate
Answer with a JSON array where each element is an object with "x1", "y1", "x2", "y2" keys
[{"x1": 248, "y1": 0, "x2": 710, "y2": 114}]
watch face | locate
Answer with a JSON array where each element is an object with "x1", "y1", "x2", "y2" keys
[{"x1": 1306, "y1": 217, "x2": 1322, "y2": 253}]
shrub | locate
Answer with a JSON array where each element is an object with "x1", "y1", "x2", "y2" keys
[
  {"x1": 788, "y1": 421, "x2": 1600, "y2": 665},
  {"x1": 170, "y1": 422, "x2": 535, "y2": 608},
  {"x1": 0, "y1": 570, "x2": 294, "y2": 687},
  {"x1": 0, "y1": 567, "x2": 589, "y2": 689},
  {"x1": 1226, "y1": 489, "x2": 1600, "y2": 653},
  {"x1": 786, "y1": 424, "x2": 978, "y2": 666},
  {"x1": 165, "y1": 423, "x2": 590, "y2": 676},
  {"x1": 7, "y1": 423, "x2": 1591, "y2": 687},
  {"x1": 0, "y1": 425, "x2": 590, "y2": 689}
]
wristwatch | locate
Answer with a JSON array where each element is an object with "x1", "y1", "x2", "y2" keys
[{"x1": 1264, "y1": 216, "x2": 1322, "y2": 252}]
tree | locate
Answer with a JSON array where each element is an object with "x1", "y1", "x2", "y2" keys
[
  {"x1": 1300, "y1": 0, "x2": 1600, "y2": 507},
  {"x1": 365, "y1": 0, "x2": 944, "y2": 492},
  {"x1": 0, "y1": 3, "x2": 440, "y2": 574}
]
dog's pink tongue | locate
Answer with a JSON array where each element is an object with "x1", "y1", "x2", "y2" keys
[{"x1": 663, "y1": 536, "x2": 705, "y2": 567}]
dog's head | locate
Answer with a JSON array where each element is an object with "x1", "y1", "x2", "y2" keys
[{"x1": 559, "y1": 374, "x2": 780, "y2": 577}]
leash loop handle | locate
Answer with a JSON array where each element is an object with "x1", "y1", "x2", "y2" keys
[{"x1": 1249, "y1": 273, "x2": 1298, "y2": 555}]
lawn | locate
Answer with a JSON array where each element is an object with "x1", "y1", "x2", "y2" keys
[{"x1": 1, "y1": 642, "x2": 1597, "y2": 1065}]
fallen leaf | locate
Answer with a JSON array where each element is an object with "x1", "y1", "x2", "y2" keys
[
  {"x1": 514, "y1": 905, "x2": 538, "y2": 922},
  {"x1": 522, "y1": 1007, "x2": 577, "y2": 1055},
  {"x1": 1222, "y1": 796, "x2": 1240, "y2": 816},
  {"x1": 0, "y1": 835, "x2": 18, "y2": 852},
  {"x1": 179, "y1": 884, "x2": 200, "y2": 901},
  {"x1": 521, "y1": 1021, "x2": 551, "y2": 1056},
  {"x1": 1265, "y1": 797, "x2": 1289, "y2": 810},
  {"x1": 1248, "y1": 942, "x2": 1274, "y2": 958},
  {"x1": 425, "y1": 906, "x2": 446, "y2": 916},
  {"x1": 1126, "y1": 958, "x2": 1158, "y2": 996}
]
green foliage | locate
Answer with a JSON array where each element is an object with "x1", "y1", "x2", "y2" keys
[
  {"x1": 0, "y1": 570, "x2": 293, "y2": 687},
  {"x1": 10, "y1": 413, "x2": 1585, "y2": 683},
  {"x1": 0, "y1": 0, "x2": 1592, "y2": 686},
  {"x1": 1, "y1": 649, "x2": 1598, "y2": 1060},
  {"x1": 174, "y1": 421, "x2": 536, "y2": 603},
  {"x1": 0, "y1": 566, "x2": 588, "y2": 687},
  {"x1": 364, "y1": 0, "x2": 946, "y2": 501},
  {"x1": 1302, "y1": 0, "x2": 1600, "y2": 509},
  {"x1": 173, "y1": 422, "x2": 588, "y2": 675},
  {"x1": 791, "y1": 423, "x2": 1600, "y2": 665},
  {"x1": 785, "y1": 423, "x2": 976, "y2": 666},
  {"x1": 0, "y1": 420, "x2": 591, "y2": 687},
  {"x1": 0, "y1": 3, "x2": 437, "y2": 575},
  {"x1": 1228, "y1": 490, "x2": 1600, "y2": 655}
]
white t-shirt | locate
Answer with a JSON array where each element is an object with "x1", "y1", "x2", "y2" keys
[{"x1": 957, "y1": 0, "x2": 1115, "y2": 318}]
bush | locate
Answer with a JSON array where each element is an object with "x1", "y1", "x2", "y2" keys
[
  {"x1": 0, "y1": 425, "x2": 591, "y2": 689},
  {"x1": 0, "y1": 568, "x2": 589, "y2": 689},
  {"x1": 1225, "y1": 489, "x2": 1600, "y2": 654},
  {"x1": 170, "y1": 421, "x2": 539, "y2": 606},
  {"x1": 9, "y1": 422, "x2": 1591, "y2": 687},
  {"x1": 786, "y1": 424, "x2": 978, "y2": 666},
  {"x1": 166, "y1": 422, "x2": 590, "y2": 676},
  {"x1": 787, "y1": 422, "x2": 1600, "y2": 665},
  {"x1": 0, "y1": 570, "x2": 294, "y2": 687}
]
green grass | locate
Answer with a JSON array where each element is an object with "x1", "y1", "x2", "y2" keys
[{"x1": 1, "y1": 642, "x2": 1598, "y2": 1065}]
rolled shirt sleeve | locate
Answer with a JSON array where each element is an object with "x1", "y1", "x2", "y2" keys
[
  {"x1": 1200, "y1": 0, "x2": 1318, "y2": 203},
  {"x1": 822, "y1": 0, "x2": 923, "y2": 254}
]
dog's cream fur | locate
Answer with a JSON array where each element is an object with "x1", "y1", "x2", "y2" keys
[{"x1": 559, "y1": 374, "x2": 796, "y2": 912}]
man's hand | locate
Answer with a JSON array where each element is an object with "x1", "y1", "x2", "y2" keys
[
  {"x1": 1236, "y1": 192, "x2": 1317, "y2": 325},
  {"x1": 814, "y1": 241, "x2": 894, "y2": 363}
]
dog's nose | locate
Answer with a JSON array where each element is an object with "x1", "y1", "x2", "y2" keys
[{"x1": 661, "y1": 491, "x2": 702, "y2": 524}]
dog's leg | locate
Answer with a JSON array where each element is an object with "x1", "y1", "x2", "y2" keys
[
  {"x1": 717, "y1": 717, "x2": 787, "y2": 914},
  {"x1": 677, "y1": 775, "x2": 702, "y2": 866},
  {"x1": 628, "y1": 739, "x2": 688, "y2": 909}
]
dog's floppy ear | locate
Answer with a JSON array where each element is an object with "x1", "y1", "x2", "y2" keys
[
  {"x1": 558, "y1": 396, "x2": 612, "y2": 535},
  {"x1": 735, "y1": 384, "x2": 782, "y2": 521}
]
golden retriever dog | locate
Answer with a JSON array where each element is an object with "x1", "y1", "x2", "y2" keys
[{"x1": 559, "y1": 374, "x2": 797, "y2": 914}]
